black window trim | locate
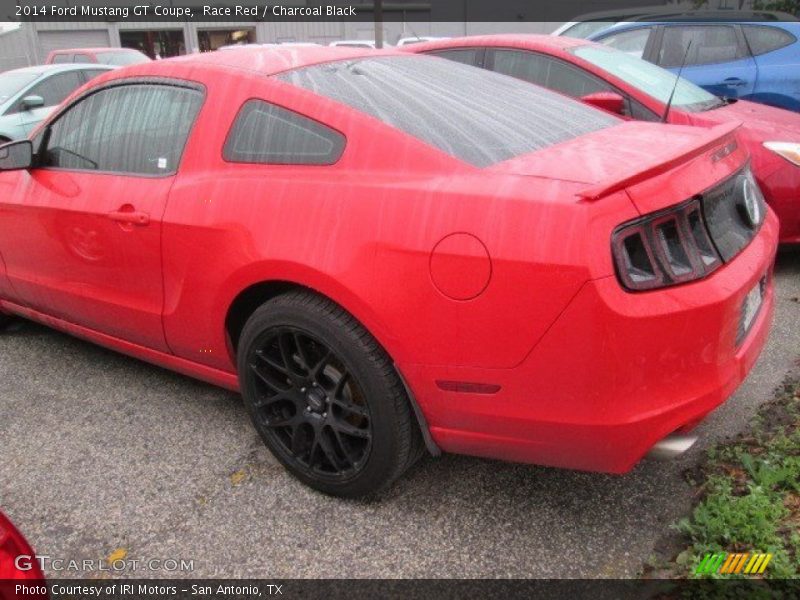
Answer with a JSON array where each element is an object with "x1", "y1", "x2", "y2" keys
[
  {"x1": 221, "y1": 97, "x2": 347, "y2": 167},
  {"x1": 34, "y1": 76, "x2": 206, "y2": 179}
]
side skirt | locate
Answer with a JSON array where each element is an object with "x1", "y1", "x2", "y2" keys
[{"x1": 0, "y1": 300, "x2": 240, "y2": 392}]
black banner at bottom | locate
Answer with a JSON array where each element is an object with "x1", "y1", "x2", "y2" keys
[{"x1": 3, "y1": 579, "x2": 800, "y2": 600}]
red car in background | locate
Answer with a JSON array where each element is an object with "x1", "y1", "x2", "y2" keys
[
  {"x1": 0, "y1": 47, "x2": 778, "y2": 497},
  {"x1": 45, "y1": 47, "x2": 151, "y2": 67},
  {"x1": 407, "y1": 35, "x2": 800, "y2": 244}
]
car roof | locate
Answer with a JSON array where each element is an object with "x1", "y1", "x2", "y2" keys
[
  {"x1": 4, "y1": 63, "x2": 114, "y2": 76},
  {"x1": 591, "y1": 18, "x2": 800, "y2": 38},
  {"x1": 407, "y1": 34, "x2": 591, "y2": 54},
  {"x1": 50, "y1": 47, "x2": 140, "y2": 54},
  {"x1": 158, "y1": 45, "x2": 398, "y2": 76}
]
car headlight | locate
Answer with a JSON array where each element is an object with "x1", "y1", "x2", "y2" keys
[{"x1": 763, "y1": 141, "x2": 800, "y2": 167}]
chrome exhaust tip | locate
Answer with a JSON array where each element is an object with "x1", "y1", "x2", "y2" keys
[{"x1": 646, "y1": 434, "x2": 698, "y2": 460}]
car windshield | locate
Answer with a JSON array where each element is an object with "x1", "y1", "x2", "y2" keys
[
  {"x1": 561, "y1": 21, "x2": 616, "y2": 39},
  {"x1": 571, "y1": 45, "x2": 724, "y2": 112},
  {"x1": 95, "y1": 51, "x2": 150, "y2": 66},
  {"x1": 279, "y1": 55, "x2": 620, "y2": 167},
  {"x1": 0, "y1": 72, "x2": 40, "y2": 104}
]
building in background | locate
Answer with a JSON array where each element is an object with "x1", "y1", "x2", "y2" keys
[{"x1": 0, "y1": 0, "x2": 760, "y2": 72}]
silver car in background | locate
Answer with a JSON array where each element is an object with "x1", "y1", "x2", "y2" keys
[{"x1": 0, "y1": 64, "x2": 114, "y2": 142}]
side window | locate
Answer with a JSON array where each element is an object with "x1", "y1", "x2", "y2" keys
[
  {"x1": 8, "y1": 71, "x2": 82, "y2": 114},
  {"x1": 491, "y1": 50, "x2": 611, "y2": 97},
  {"x1": 51, "y1": 54, "x2": 72, "y2": 64},
  {"x1": 42, "y1": 83, "x2": 203, "y2": 175},
  {"x1": 599, "y1": 27, "x2": 653, "y2": 59},
  {"x1": 223, "y1": 100, "x2": 345, "y2": 165},
  {"x1": 427, "y1": 48, "x2": 482, "y2": 68},
  {"x1": 658, "y1": 26, "x2": 743, "y2": 67},
  {"x1": 742, "y1": 25, "x2": 796, "y2": 56},
  {"x1": 81, "y1": 69, "x2": 108, "y2": 83},
  {"x1": 73, "y1": 54, "x2": 91, "y2": 63}
]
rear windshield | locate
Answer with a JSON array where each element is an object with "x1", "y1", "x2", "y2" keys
[{"x1": 278, "y1": 55, "x2": 619, "y2": 167}]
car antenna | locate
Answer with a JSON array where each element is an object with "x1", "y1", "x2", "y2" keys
[{"x1": 662, "y1": 40, "x2": 692, "y2": 123}]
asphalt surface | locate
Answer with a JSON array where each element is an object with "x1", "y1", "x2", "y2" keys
[{"x1": 1, "y1": 247, "x2": 798, "y2": 579}]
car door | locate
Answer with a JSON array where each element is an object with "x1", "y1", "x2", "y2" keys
[
  {"x1": 654, "y1": 24, "x2": 757, "y2": 99},
  {"x1": 741, "y1": 24, "x2": 800, "y2": 110},
  {"x1": 11, "y1": 70, "x2": 84, "y2": 136},
  {"x1": 0, "y1": 81, "x2": 203, "y2": 350}
]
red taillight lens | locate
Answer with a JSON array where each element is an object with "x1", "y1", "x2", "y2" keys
[
  {"x1": 612, "y1": 199, "x2": 722, "y2": 292},
  {"x1": 0, "y1": 512, "x2": 46, "y2": 585}
]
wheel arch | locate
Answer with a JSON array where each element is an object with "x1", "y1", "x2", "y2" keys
[{"x1": 223, "y1": 275, "x2": 440, "y2": 457}]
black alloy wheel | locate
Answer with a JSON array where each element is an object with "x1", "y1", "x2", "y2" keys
[{"x1": 237, "y1": 291, "x2": 424, "y2": 497}]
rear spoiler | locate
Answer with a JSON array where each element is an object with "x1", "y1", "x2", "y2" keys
[{"x1": 577, "y1": 122, "x2": 742, "y2": 201}]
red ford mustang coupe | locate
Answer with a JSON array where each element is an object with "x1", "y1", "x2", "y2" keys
[
  {"x1": 0, "y1": 47, "x2": 778, "y2": 497},
  {"x1": 407, "y1": 35, "x2": 800, "y2": 244}
]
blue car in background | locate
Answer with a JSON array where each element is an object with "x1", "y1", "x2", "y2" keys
[
  {"x1": 587, "y1": 20, "x2": 800, "y2": 112},
  {"x1": 0, "y1": 63, "x2": 114, "y2": 143}
]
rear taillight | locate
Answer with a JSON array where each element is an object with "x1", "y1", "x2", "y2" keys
[
  {"x1": 612, "y1": 199, "x2": 722, "y2": 291},
  {"x1": 0, "y1": 512, "x2": 46, "y2": 587}
]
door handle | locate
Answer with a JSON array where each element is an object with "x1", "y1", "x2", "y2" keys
[
  {"x1": 723, "y1": 77, "x2": 746, "y2": 87},
  {"x1": 108, "y1": 209, "x2": 150, "y2": 226}
]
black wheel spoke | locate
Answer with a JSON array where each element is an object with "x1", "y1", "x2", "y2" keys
[
  {"x1": 332, "y1": 396, "x2": 369, "y2": 419},
  {"x1": 317, "y1": 433, "x2": 342, "y2": 471},
  {"x1": 332, "y1": 419, "x2": 370, "y2": 439},
  {"x1": 311, "y1": 350, "x2": 332, "y2": 380},
  {"x1": 250, "y1": 363, "x2": 288, "y2": 394},
  {"x1": 293, "y1": 332, "x2": 311, "y2": 371},
  {"x1": 330, "y1": 428, "x2": 356, "y2": 468},
  {"x1": 252, "y1": 390, "x2": 293, "y2": 409},
  {"x1": 255, "y1": 349, "x2": 288, "y2": 374}
]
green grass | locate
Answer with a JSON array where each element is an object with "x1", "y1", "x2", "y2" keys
[{"x1": 669, "y1": 380, "x2": 800, "y2": 579}]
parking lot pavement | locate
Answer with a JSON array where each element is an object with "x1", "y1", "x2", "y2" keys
[{"x1": 1, "y1": 247, "x2": 798, "y2": 579}]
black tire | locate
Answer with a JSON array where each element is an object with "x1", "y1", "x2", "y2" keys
[
  {"x1": 0, "y1": 313, "x2": 10, "y2": 329},
  {"x1": 237, "y1": 291, "x2": 423, "y2": 498}
]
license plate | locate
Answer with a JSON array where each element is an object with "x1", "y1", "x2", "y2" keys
[{"x1": 741, "y1": 277, "x2": 765, "y2": 336}]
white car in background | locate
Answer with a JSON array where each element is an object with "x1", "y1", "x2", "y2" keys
[
  {"x1": 329, "y1": 40, "x2": 378, "y2": 49},
  {"x1": 396, "y1": 36, "x2": 449, "y2": 46}
]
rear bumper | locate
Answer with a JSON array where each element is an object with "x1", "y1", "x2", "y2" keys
[{"x1": 402, "y1": 212, "x2": 779, "y2": 473}]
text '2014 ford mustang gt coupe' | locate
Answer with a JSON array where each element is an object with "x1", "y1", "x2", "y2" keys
[{"x1": 0, "y1": 47, "x2": 778, "y2": 497}]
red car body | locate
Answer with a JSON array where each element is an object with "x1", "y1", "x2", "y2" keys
[
  {"x1": 407, "y1": 35, "x2": 800, "y2": 244},
  {"x1": 0, "y1": 47, "x2": 778, "y2": 492}
]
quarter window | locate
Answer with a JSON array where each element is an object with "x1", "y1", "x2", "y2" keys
[
  {"x1": 427, "y1": 48, "x2": 482, "y2": 67},
  {"x1": 223, "y1": 100, "x2": 345, "y2": 165},
  {"x1": 41, "y1": 83, "x2": 203, "y2": 175},
  {"x1": 742, "y1": 25, "x2": 796, "y2": 56},
  {"x1": 658, "y1": 26, "x2": 743, "y2": 67}
]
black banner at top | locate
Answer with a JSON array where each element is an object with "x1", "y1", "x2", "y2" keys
[{"x1": 3, "y1": 0, "x2": 799, "y2": 23}]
